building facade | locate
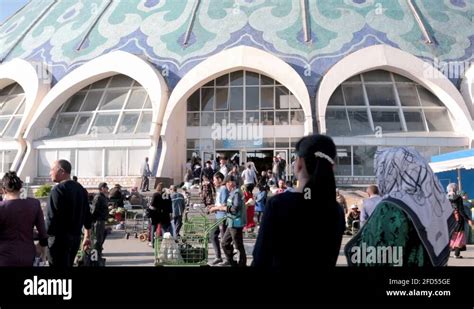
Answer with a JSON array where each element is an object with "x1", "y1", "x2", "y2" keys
[{"x1": 0, "y1": 0, "x2": 472, "y2": 187}]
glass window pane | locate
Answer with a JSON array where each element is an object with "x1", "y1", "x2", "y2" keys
[
  {"x1": 261, "y1": 111, "x2": 274, "y2": 125},
  {"x1": 3, "y1": 117, "x2": 21, "y2": 137},
  {"x1": 187, "y1": 112, "x2": 200, "y2": 126},
  {"x1": 365, "y1": 85, "x2": 397, "y2": 106},
  {"x1": 38, "y1": 150, "x2": 57, "y2": 177},
  {"x1": 424, "y1": 110, "x2": 453, "y2": 131},
  {"x1": 10, "y1": 84, "x2": 23, "y2": 95},
  {"x1": 109, "y1": 75, "x2": 134, "y2": 88},
  {"x1": 216, "y1": 74, "x2": 229, "y2": 87},
  {"x1": 262, "y1": 138, "x2": 274, "y2": 148},
  {"x1": 0, "y1": 95, "x2": 23, "y2": 115},
  {"x1": 201, "y1": 112, "x2": 214, "y2": 126},
  {"x1": 335, "y1": 146, "x2": 352, "y2": 176},
  {"x1": 371, "y1": 110, "x2": 403, "y2": 132},
  {"x1": 246, "y1": 87, "x2": 259, "y2": 110},
  {"x1": 289, "y1": 94, "x2": 300, "y2": 109},
  {"x1": 126, "y1": 89, "x2": 147, "y2": 109},
  {"x1": 353, "y1": 146, "x2": 377, "y2": 176},
  {"x1": 187, "y1": 91, "x2": 200, "y2": 111},
  {"x1": 363, "y1": 70, "x2": 392, "y2": 82},
  {"x1": 64, "y1": 93, "x2": 85, "y2": 112},
  {"x1": 260, "y1": 87, "x2": 274, "y2": 109},
  {"x1": 128, "y1": 148, "x2": 149, "y2": 176},
  {"x1": 90, "y1": 78, "x2": 109, "y2": 89},
  {"x1": 100, "y1": 90, "x2": 128, "y2": 110},
  {"x1": 78, "y1": 149, "x2": 102, "y2": 177},
  {"x1": 215, "y1": 111, "x2": 229, "y2": 124},
  {"x1": 261, "y1": 75, "x2": 274, "y2": 86},
  {"x1": 328, "y1": 87, "x2": 345, "y2": 106},
  {"x1": 118, "y1": 113, "x2": 139, "y2": 134},
  {"x1": 229, "y1": 112, "x2": 243, "y2": 124},
  {"x1": 2, "y1": 150, "x2": 17, "y2": 174},
  {"x1": 246, "y1": 72, "x2": 259, "y2": 86},
  {"x1": 347, "y1": 109, "x2": 372, "y2": 135},
  {"x1": 346, "y1": 75, "x2": 361, "y2": 82},
  {"x1": 15, "y1": 100, "x2": 25, "y2": 115},
  {"x1": 275, "y1": 87, "x2": 289, "y2": 109},
  {"x1": 326, "y1": 109, "x2": 350, "y2": 136},
  {"x1": 416, "y1": 146, "x2": 440, "y2": 161},
  {"x1": 51, "y1": 115, "x2": 75, "y2": 137},
  {"x1": 229, "y1": 87, "x2": 243, "y2": 110},
  {"x1": 417, "y1": 87, "x2": 443, "y2": 107},
  {"x1": 215, "y1": 88, "x2": 228, "y2": 110},
  {"x1": 187, "y1": 139, "x2": 198, "y2": 149},
  {"x1": 290, "y1": 110, "x2": 305, "y2": 125},
  {"x1": 72, "y1": 115, "x2": 92, "y2": 135},
  {"x1": 143, "y1": 96, "x2": 152, "y2": 109},
  {"x1": 404, "y1": 110, "x2": 425, "y2": 131},
  {"x1": 230, "y1": 71, "x2": 243, "y2": 86},
  {"x1": 342, "y1": 84, "x2": 365, "y2": 106},
  {"x1": 275, "y1": 138, "x2": 289, "y2": 148},
  {"x1": 0, "y1": 118, "x2": 8, "y2": 133},
  {"x1": 81, "y1": 91, "x2": 103, "y2": 111},
  {"x1": 397, "y1": 84, "x2": 420, "y2": 106},
  {"x1": 275, "y1": 111, "x2": 289, "y2": 125},
  {"x1": 245, "y1": 111, "x2": 259, "y2": 124},
  {"x1": 394, "y1": 74, "x2": 413, "y2": 83},
  {"x1": 136, "y1": 112, "x2": 152, "y2": 133},
  {"x1": 91, "y1": 114, "x2": 119, "y2": 134},
  {"x1": 106, "y1": 149, "x2": 127, "y2": 176},
  {"x1": 201, "y1": 88, "x2": 214, "y2": 111}
]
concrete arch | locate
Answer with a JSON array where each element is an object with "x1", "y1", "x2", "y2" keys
[
  {"x1": 0, "y1": 58, "x2": 50, "y2": 173},
  {"x1": 317, "y1": 44, "x2": 473, "y2": 136},
  {"x1": 20, "y1": 51, "x2": 169, "y2": 177},
  {"x1": 460, "y1": 64, "x2": 474, "y2": 121},
  {"x1": 158, "y1": 45, "x2": 313, "y2": 181}
]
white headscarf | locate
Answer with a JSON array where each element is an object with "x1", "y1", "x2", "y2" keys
[{"x1": 374, "y1": 147, "x2": 454, "y2": 266}]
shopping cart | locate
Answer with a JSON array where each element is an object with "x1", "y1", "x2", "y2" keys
[
  {"x1": 153, "y1": 213, "x2": 226, "y2": 266},
  {"x1": 124, "y1": 204, "x2": 147, "y2": 239}
]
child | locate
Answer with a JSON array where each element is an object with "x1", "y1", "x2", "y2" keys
[{"x1": 255, "y1": 185, "x2": 268, "y2": 225}]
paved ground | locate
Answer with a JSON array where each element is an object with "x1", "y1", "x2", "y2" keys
[{"x1": 103, "y1": 229, "x2": 473, "y2": 267}]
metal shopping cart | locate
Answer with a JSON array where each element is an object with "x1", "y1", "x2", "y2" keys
[
  {"x1": 124, "y1": 204, "x2": 148, "y2": 239},
  {"x1": 153, "y1": 209, "x2": 226, "y2": 266}
]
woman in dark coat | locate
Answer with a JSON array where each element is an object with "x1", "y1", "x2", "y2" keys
[{"x1": 0, "y1": 172, "x2": 48, "y2": 266}]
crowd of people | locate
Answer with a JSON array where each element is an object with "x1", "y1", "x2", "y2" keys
[{"x1": 0, "y1": 134, "x2": 473, "y2": 268}]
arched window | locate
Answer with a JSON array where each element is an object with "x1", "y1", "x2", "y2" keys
[
  {"x1": 0, "y1": 83, "x2": 25, "y2": 138},
  {"x1": 326, "y1": 70, "x2": 453, "y2": 136},
  {"x1": 186, "y1": 70, "x2": 305, "y2": 127},
  {"x1": 47, "y1": 75, "x2": 152, "y2": 138}
]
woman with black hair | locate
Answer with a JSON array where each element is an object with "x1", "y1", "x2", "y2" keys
[
  {"x1": 0, "y1": 172, "x2": 48, "y2": 266},
  {"x1": 252, "y1": 134, "x2": 345, "y2": 267}
]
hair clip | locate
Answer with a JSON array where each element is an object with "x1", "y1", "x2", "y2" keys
[{"x1": 314, "y1": 151, "x2": 335, "y2": 165}]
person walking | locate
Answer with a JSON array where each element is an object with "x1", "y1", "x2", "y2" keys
[
  {"x1": 148, "y1": 183, "x2": 172, "y2": 247},
  {"x1": 241, "y1": 163, "x2": 257, "y2": 193},
  {"x1": 46, "y1": 160, "x2": 92, "y2": 268},
  {"x1": 360, "y1": 185, "x2": 382, "y2": 227},
  {"x1": 170, "y1": 185, "x2": 186, "y2": 238},
  {"x1": 200, "y1": 175, "x2": 215, "y2": 208},
  {"x1": 255, "y1": 185, "x2": 268, "y2": 225},
  {"x1": 0, "y1": 172, "x2": 48, "y2": 266},
  {"x1": 210, "y1": 177, "x2": 247, "y2": 267},
  {"x1": 208, "y1": 172, "x2": 228, "y2": 265},
  {"x1": 91, "y1": 182, "x2": 109, "y2": 260},
  {"x1": 141, "y1": 157, "x2": 151, "y2": 192}
]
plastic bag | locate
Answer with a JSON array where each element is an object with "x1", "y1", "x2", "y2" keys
[{"x1": 157, "y1": 232, "x2": 183, "y2": 264}]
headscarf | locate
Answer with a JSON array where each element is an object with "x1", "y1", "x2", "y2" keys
[{"x1": 374, "y1": 147, "x2": 454, "y2": 266}]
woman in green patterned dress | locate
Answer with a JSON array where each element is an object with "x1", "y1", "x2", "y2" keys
[{"x1": 344, "y1": 147, "x2": 455, "y2": 266}]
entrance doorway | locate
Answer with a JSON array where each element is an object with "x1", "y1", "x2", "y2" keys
[
  {"x1": 246, "y1": 150, "x2": 273, "y2": 174},
  {"x1": 215, "y1": 150, "x2": 240, "y2": 166}
]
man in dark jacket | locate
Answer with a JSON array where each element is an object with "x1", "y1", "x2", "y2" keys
[
  {"x1": 46, "y1": 160, "x2": 92, "y2": 268},
  {"x1": 109, "y1": 184, "x2": 124, "y2": 208},
  {"x1": 201, "y1": 161, "x2": 215, "y2": 183},
  {"x1": 92, "y1": 182, "x2": 109, "y2": 258}
]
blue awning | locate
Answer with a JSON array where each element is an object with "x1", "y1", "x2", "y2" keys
[{"x1": 429, "y1": 149, "x2": 474, "y2": 173}]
